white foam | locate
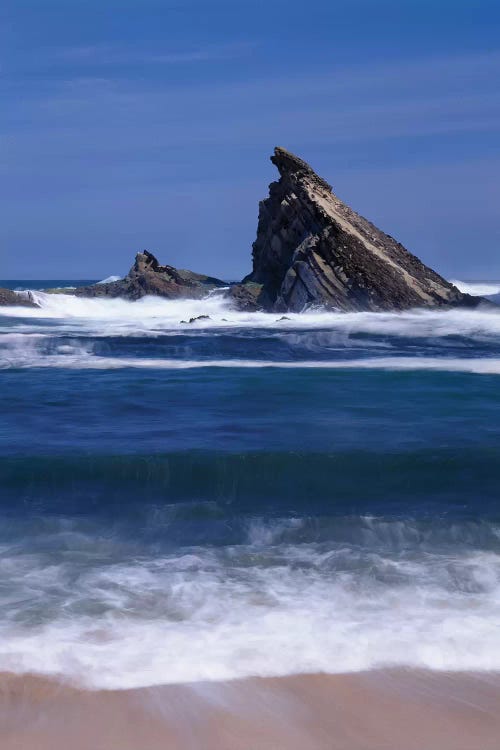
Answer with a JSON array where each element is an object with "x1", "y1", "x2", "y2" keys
[
  {"x1": 1, "y1": 538, "x2": 500, "y2": 689},
  {"x1": 451, "y1": 279, "x2": 500, "y2": 296},
  {"x1": 97, "y1": 275, "x2": 122, "y2": 284},
  {"x1": 3, "y1": 345, "x2": 500, "y2": 374},
  {"x1": 1, "y1": 290, "x2": 500, "y2": 342}
]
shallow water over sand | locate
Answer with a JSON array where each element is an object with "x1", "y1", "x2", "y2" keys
[{"x1": 2, "y1": 670, "x2": 500, "y2": 750}]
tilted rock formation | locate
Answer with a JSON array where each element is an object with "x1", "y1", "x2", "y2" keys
[
  {"x1": 75, "y1": 250, "x2": 227, "y2": 300},
  {"x1": 244, "y1": 147, "x2": 480, "y2": 312},
  {"x1": 0, "y1": 288, "x2": 38, "y2": 307}
]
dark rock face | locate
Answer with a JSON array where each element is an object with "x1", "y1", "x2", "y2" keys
[
  {"x1": 74, "y1": 250, "x2": 263, "y2": 311},
  {"x1": 226, "y1": 282, "x2": 263, "y2": 312},
  {"x1": 0, "y1": 288, "x2": 38, "y2": 307},
  {"x1": 75, "y1": 251, "x2": 227, "y2": 301},
  {"x1": 245, "y1": 147, "x2": 480, "y2": 312}
]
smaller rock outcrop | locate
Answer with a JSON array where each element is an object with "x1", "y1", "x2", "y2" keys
[
  {"x1": 180, "y1": 315, "x2": 212, "y2": 324},
  {"x1": 75, "y1": 251, "x2": 227, "y2": 301},
  {"x1": 0, "y1": 288, "x2": 38, "y2": 307}
]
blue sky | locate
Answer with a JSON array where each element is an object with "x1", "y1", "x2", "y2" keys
[{"x1": 1, "y1": 0, "x2": 500, "y2": 279}]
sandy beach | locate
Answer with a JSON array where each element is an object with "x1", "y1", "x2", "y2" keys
[{"x1": 1, "y1": 669, "x2": 500, "y2": 750}]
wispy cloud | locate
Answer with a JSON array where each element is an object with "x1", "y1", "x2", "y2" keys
[
  {"x1": 40, "y1": 40, "x2": 257, "y2": 68},
  {"x1": 2, "y1": 49, "x2": 500, "y2": 277},
  {"x1": 5, "y1": 49, "x2": 500, "y2": 146}
]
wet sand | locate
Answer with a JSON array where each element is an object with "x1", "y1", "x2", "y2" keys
[{"x1": 1, "y1": 669, "x2": 500, "y2": 749}]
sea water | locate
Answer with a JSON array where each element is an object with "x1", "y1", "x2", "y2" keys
[{"x1": 1, "y1": 281, "x2": 500, "y2": 689}]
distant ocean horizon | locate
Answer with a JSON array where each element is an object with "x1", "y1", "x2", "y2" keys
[{"x1": 0, "y1": 279, "x2": 98, "y2": 290}]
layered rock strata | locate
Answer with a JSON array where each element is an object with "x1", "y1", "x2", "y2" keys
[{"x1": 244, "y1": 147, "x2": 479, "y2": 312}]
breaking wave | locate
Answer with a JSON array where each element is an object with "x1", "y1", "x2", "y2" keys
[
  {"x1": 451, "y1": 279, "x2": 500, "y2": 297},
  {"x1": 0, "y1": 289, "x2": 500, "y2": 338},
  {"x1": 0, "y1": 506, "x2": 500, "y2": 688},
  {"x1": 97, "y1": 275, "x2": 122, "y2": 284}
]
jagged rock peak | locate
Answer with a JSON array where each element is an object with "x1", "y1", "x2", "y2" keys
[
  {"x1": 246, "y1": 146, "x2": 481, "y2": 313},
  {"x1": 271, "y1": 146, "x2": 332, "y2": 191}
]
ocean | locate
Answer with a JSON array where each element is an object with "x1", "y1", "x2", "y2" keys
[{"x1": 1, "y1": 280, "x2": 500, "y2": 692}]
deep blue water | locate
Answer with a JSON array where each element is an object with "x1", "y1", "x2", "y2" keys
[
  {"x1": 0, "y1": 279, "x2": 98, "y2": 290},
  {"x1": 1, "y1": 285, "x2": 500, "y2": 687}
]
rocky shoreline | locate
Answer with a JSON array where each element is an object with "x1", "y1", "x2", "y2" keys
[{"x1": 1, "y1": 147, "x2": 487, "y2": 311}]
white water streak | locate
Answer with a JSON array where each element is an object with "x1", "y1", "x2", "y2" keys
[
  {"x1": 4, "y1": 351, "x2": 500, "y2": 374},
  {"x1": 451, "y1": 279, "x2": 500, "y2": 296}
]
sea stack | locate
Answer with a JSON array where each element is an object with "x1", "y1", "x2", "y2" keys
[{"x1": 244, "y1": 147, "x2": 479, "y2": 312}]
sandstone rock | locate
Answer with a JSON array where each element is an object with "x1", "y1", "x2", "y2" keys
[
  {"x1": 0, "y1": 288, "x2": 38, "y2": 307},
  {"x1": 74, "y1": 251, "x2": 227, "y2": 301},
  {"x1": 244, "y1": 147, "x2": 482, "y2": 312}
]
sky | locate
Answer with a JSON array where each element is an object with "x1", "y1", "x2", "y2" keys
[{"x1": 1, "y1": 0, "x2": 500, "y2": 280}]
